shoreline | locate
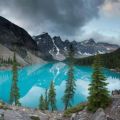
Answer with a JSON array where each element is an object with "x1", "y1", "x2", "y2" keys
[
  {"x1": 1, "y1": 64, "x2": 120, "y2": 74},
  {"x1": 0, "y1": 65, "x2": 24, "y2": 70},
  {"x1": 110, "y1": 68, "x2": 120, "y2": 73}
]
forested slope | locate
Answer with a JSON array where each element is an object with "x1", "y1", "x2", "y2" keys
[{"x1": 75, "y1": 48, "x2": 120, "y2": 69}]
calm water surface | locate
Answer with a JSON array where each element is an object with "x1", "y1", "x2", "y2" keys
[{"x1": 0, "y1": 62, "x2": 120, "y2": 110}]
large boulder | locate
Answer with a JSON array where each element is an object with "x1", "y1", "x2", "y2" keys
[{"x1": 91, "y1": 108, "x2": 107, "y2": 120}]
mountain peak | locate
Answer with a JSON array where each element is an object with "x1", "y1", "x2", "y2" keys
[
  {"x1": 53, "y1": 36, "x2": 61, "y2": 40},
  {"x1": 81, "y1": 39, "x2": 96, "y2": 45},
  {"x1": 88, "y1": 38, "x2": 96, "y2": 44},
  {"x1": 0, "y1": 16, "x2": 8, "y2": 21}
]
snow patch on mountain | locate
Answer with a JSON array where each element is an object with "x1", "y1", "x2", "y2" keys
[
  {"x1": 98, "y1": 51, "x2": 105, "y2": 54},
  {"x1": 52, "y1": 39, "x2": 60, "y2": 55},
  {"x1": 50, "y1": 62, "x2": 66, "y2": 80},
  {"x1": 49, "y1": 42, "x2": 66, "y2": 61}
]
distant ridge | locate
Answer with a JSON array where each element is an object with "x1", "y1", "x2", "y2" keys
[{"x1": 33, "y1": 32, "x2": 119, "y2": 60}]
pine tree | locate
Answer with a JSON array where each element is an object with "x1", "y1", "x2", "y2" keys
[
  {"x1": 87, "y1": 54, "x2": 111, "y2": 112},
  {"x1": 48, "y1": 80, "x2": 56, "y2": 111},
  {"x1": 39, "y1": 94, "x2": 45, "y2": 110},
  {"x1": 10, "y1": 52, "x2": 21, "y2": 106},
  {"x1": 63, "y1": 44, "x2": 76, "y2": 110},
  {"x1": 44, "y1": 89, "x2": 49, "y2": 110}
]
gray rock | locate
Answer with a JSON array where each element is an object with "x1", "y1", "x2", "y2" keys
[
  {"x1": 4, "y1": 110, "x2": 32, "y2": 120},
  {"x1": 0, "y1": 109, "x2": 4, "y2": 120},
  {"x1": 105, "y1": 96, "x2": 120, "y2": 120},
  {"x1": 71, "y1": 113, "x2": 76, "y2": 120},
  {"x1": 91, "y1": 108, "x2": 107, "y2": 120}
]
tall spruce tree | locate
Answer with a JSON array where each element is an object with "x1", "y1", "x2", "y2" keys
[
  {"x1": 63, "y1": 44, "x2": 76, "y2": 110},
  {"x1": 48, "y1": 80, "x2": 56, "y2": 111},
  {"x1": 44, "y1": 89, "x2": 49, "y2": 110},
  {"x1": 10, "y1": 52, "x2": 21, "y2": 106},
  {"x1": 87, "y1": 54, "x2": 110, "y2": 112},
  {"x1": 39, "y1": 94, "x2": 45, "y2": 110}
]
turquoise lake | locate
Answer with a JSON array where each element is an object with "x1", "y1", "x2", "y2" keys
[{"x1": 0, "y1": 62, "x2": 120, "y2": 110}]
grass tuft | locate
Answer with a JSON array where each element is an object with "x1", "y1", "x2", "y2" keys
[{"x1": 64, "y1": 103, "x2": 87, "y2": 117}]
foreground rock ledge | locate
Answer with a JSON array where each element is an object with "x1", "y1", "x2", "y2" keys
[{"x1": 0, "y1": 95, "x2": 120, "y2": 120}]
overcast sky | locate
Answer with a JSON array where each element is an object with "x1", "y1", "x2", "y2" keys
[{"x1": 0, "y1": 0, "x2": 120, "y2": 44}]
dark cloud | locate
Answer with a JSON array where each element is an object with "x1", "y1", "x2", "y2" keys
[{"x1": 0, "y1": 0, "x2": 105, "y2": 37}]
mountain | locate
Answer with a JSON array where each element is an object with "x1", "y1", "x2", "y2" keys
[
  {"x1": 75, "y1": 48, "x2": 120, "y2": 70},
  {"x1": 0, "y1": 16, "x2": 119, "y2": 63},
  {"x1": 0, "y1": 16, "x2": 45, "y2": 65},
  {"x1": 34, "y1": 33, "x2": 66, "y2": 60},
  {"x1": 33, "y1": 33, "x2": 119, "y2": 60}
]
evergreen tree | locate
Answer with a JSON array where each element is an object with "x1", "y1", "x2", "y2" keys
[
  {"x1": 44, "y1": 89, "x2": 49, "y2": 110},
  {"x1": 39, "y1": 94, "x2": 45, "y2": 110},
  {"x1": 48, "y1": 80, "x2": 56, "y2": 111},
  {"x1": 87, "y1": 54, "x2": 111, "y2": 112},
  {"x1": 63, "y1": 44, "x2": 76, "y2": 110},
  {"x1": 10, "y1": 52, "x2": 21, "y2": 106}
]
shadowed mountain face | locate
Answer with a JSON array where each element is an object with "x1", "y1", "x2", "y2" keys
[
  {"x1": 0, "y1": 16, "x2": 45, "y2": 65},
  {"x1": 0, "y1": 16, "x2": 37, "y2": 50},
  {"x1": 0, "y1": 16, "x2": 119, "y2": 62}
]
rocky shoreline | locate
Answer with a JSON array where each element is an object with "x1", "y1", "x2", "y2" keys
[{"x1": 0, "y1": 94, "x2": 120, "y2": 120}]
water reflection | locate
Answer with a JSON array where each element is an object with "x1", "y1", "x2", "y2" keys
[{"x1": 0, "y1": 62, "x2": 120, "y2": 110}]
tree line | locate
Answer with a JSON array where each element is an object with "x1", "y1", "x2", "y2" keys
[
  {"x1": 75, "y1": 48, "x2": 120, "y2": 70},
  {"x1": 0, "y1": 56, "x2": 20, "y2": 66},
  {"x1": 0, "y1": 57, "x2": 13, "y2": 65},
  {"x1": 8, "y1": 45, "x2": 111, "y2": 112}
]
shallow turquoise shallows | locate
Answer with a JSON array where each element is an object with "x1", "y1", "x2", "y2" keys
[{"x1": 0, "y1": 62, "x2": 120, "y2": 110}]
